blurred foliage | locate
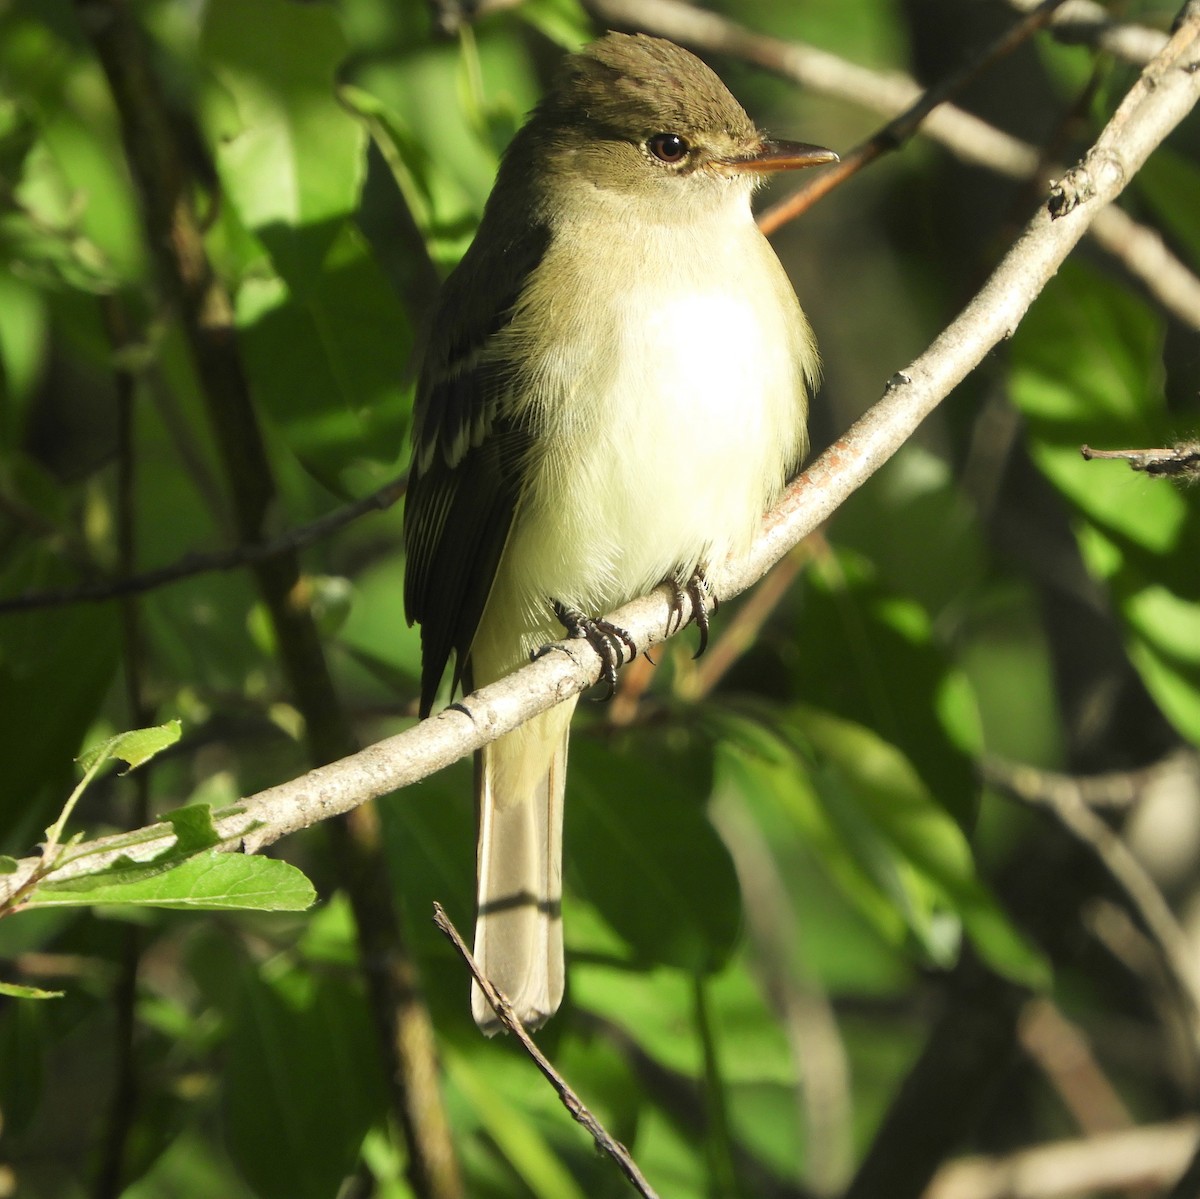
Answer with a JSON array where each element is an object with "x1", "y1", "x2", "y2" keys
[{"x1": 1, "y1": 0, "x2": 1198, "y2": 1197}]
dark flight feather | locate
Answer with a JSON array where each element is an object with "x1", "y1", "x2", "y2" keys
[{"x1": 403, "y1": 220, "x2": 551, "y2": 716}]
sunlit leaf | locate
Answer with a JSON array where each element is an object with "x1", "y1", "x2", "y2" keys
[
  {"x1": 77, "y1": 719, "x2": 181, "y2": 775},
  {"x1": 0, "y1": 981, "x2": 63, "y2": 1000},
  {"x1": 29, "y1": 852, "x2": 315, "y2": 912}
]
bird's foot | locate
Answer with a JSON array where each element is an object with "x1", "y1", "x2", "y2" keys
[
  {"x1": 667, "y1": 569, "x2": 718, "y2": 658},
  {"x1": 550, "y1": 601, "x2": 636, "y2": 699}
]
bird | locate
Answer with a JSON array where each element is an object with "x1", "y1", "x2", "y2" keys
[{"x1": 403, "y1": 31, "x2": 834, "y2": 1033}]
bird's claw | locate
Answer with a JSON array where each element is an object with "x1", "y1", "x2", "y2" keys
[
  {"x1": 551, "y1": 601, "x2": 636, "y2": 699},
  {"x1": 667, "y1": 569, "x2": 717, "y2": 658}
]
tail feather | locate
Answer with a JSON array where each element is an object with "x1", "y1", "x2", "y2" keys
[{"x1": 472, "y1": 701, "x2": 574, "y2": 1034}]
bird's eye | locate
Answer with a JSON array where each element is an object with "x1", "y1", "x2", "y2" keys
[{"x1": 647, "y1": 133, "x2": 690, "y2": 164}]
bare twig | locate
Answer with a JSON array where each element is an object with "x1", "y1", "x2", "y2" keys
[
  {"x1": 679, "y1": 543, "x2": 812, "y2": 702},
  {"x1": 922, "y1": 1117, "x2": 1200, "y2": 1199},
  {"x1": 1005, "y1": 0, "x2": 1170, "y2": 65},
  {"x1": 587, "y1": 0, "x2": 1200, "y2": 332},
  {"x1": 997, "y1": 766, "x2": 1200, "y2": 1049},
  {"x1": 1017, "y1": 998, "x2": 1133, "y2": 1135},
  {"x1": 1082, "y1": 440, "x2": 1200, "y2": 481},
  {"x1": 710, "y1": 795, "x2": 854, "y2": 1192},
  {"x1": 93, "y1": 295, "x2": 153, "y2": 1199},
  {"x1": 0, "y1": 474, "x2": 407, "y2": 615},
  {"x1": 431, "y1": 903, "x2": 661, "y2": 1199},
  {"x1": 1088, "y1": 205, "x2": 1200, "y2": 333},
  {"x1": 980, "y1": 750, "x2": 1200, "y2": 811},
  {"x1": 756, "y1": 0, "x2": 1073, "y2": 234}
]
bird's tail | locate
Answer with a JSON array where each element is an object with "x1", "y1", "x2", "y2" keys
[{"x1": 472, "y1": 699, "x2": 576, "y2": 1034}]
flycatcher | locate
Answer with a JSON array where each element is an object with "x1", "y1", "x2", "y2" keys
[{"x1": 404, "y1": 32, "x2": 835, "y2": 1033}]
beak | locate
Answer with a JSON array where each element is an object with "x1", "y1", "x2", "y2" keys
[{"x1": 716, "y1": 138, "x2": 839, "y2": 175}]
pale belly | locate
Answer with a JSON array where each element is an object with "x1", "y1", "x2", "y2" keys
[{"x1": 472, "y1": 283, "x2": 807, "y2": 677}]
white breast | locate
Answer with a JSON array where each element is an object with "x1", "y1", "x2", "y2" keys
[{"x1": 471, "y1": 203, "x2": 812, "y2": 677}]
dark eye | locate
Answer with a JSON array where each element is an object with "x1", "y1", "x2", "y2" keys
[{"x1": 648, "y1": 133, "x2": 690, "y2": 164}]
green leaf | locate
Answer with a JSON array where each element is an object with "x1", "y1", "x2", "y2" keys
[
  {"x1": 233, "y1": 221, "x2": 413, "y2": 492},
  {"x1": 1012, "y1": 264, "x2": 1183, "y2": 552},
  {"x1": 792, "y1": 547, "x2": 981, "y2": 826},
  {"x1": 200, "y1": 0, "x2": 367, "y2": 277},
  {"x1": 568, "y1": 727, "x2": 740, "y2": 974},
  {"x1": 0, "y1": 981, "x2": 63, "y2": 1000},
  {"x1": 718, "y1": 707, "x2": 1048, "y2": 989},
  {"x1": 0, "y1": 855, "x2": 17, "y2": 874},
  {"x1": 1012, "y1": 263, "x2": 1200, "y2": 743},
  {"x1": 792, "y1": 706, "x2": 1048, "y2": 987},
  {"x1": 1, "y1": 16, "x2": 145, "y2": 283},
  {"x1": 445, "y1": 1048, "x2": 590, "y2": 1199},
  {"x1": 339, "y1": 81, "x2": 481, "y2": 268},
  {"x1": 516, "y1": 0, "x2": 592, "y2": 49},
  {"x1": 0, "y1": 596, "x2": 121, "y2": 846},
  {"x1": 222, "y1": 958, "x2": 389, "y2": 1199},
  {"x1": 570, "y1": 963, "x2": 702, "y2": 1077},
  {"x1": 161, "y1": 802, "x2": 223, "y2": 855},
  {"x1": 77, "y1": 719, "x2": 182, "y2": 775},
  {"x1": 0, "y1": 271, "x2": 47, "y2": 427},
  {"x1": 29, "y1": 851, "x2": 316, "y2": 912}
]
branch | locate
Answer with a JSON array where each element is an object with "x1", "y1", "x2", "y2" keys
[
  {"x1": 1005, "y1": 0, "x2": 1171, "y2": 65},
  {"x1": 995, "y1": 759, "x2": 1200, "y2": 1049},
  {"x1": 432, "y1": 904, "x2": 661, "y2": 1199},
  {"x1": 0, "y1": 474, "x2": 407, "y2": 614},
  {"x1": 586, "y1": 0, "x2": 1200, "y2": 333},
  {"x1": 922, "y1": 1118, "x2": 1200, "y2": 1199},
  {"x1": 1017, "y1": 998, "x2": 1133, "y2": 1135},
  {"x1": 756, "y1": 0, "x2": 1073, "y2": 234},
  {"x1": 5, "y1": 2, "x2": 1198, "y2": 916},
  {"x1": 981, "y1": 749, "x2": 1200, "y2": 811},
  {"x1": 1082, "y1": 440, "x2": 1200, "y2": 481}
]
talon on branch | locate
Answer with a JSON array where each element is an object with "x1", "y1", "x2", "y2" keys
[
  {"x1": 667, "y1": 569, "x2": 716, "y2": 658},
  {"x1": 551, "y1": 601, "x2": 637, "y2": 699}
]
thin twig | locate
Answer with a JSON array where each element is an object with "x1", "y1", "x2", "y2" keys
[
  {"x1": 0, "y1": 474, "x2": 407, "y2": 615},
  {"x1": 709, "y1": 795, "x2": 854, "y2": 1192},
  {"x1": 756, "y1": 0, "x2": 1072, "y2": 234},
  {"x1": 998, "y1": 769, "x2": 1200, "y2": 1049},
  {"x1": 1082, "y1": 441, "x2": 1200, "y2": 481},
  {"x1": 1017, "y1": 998, "x2": 1133, "y2": 1135},
  {"x1": 922, "y1": 1117, "x2": 1200, "y2": 1199},
  {"x1": 1005, "y1": 0, "x2": 1171, "y2": 65},
  {"x1": 681, "y1": 543, "x2": 812, "y2": 702},
  {"x1": 431, "y1": 903, "x2": 662, "y2": 1199},
  {"x1": 980, "y1": 750, "x2": 1200, "y2": 811}
]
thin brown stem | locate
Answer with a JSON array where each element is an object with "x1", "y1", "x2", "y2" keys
[
  {"x1": 1017, "y1": 998, "x2": 1133, "y2": 1136},
  {"x1": 681, "y1": 544, "x2": 812, "y2": 702},
  {"x1": 92, "y1": 295, "x2": 152, "y2": 1199},
  {"x1": 0, "y1": 474, "x2": 406, "y2": 615},
  {"x1": 1082, "y1": 441, "x2": 1200, "y2": 480},
  {"x1": 1000, "y1": 771, "x2": 1200, "y2": 1054},
  {"x1": 924, "y1": 1118, "x2": 1200, "y2": 1199},
  {"x1": 1005, "y1": 0, "x2": 1171, "y2": 65},
  {"x1": 432, "y1": 903, "x2": 662, "y2": 1199},
  {"x1": 757, "y1": 0, "x2": 1073, "y2": 235}
]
